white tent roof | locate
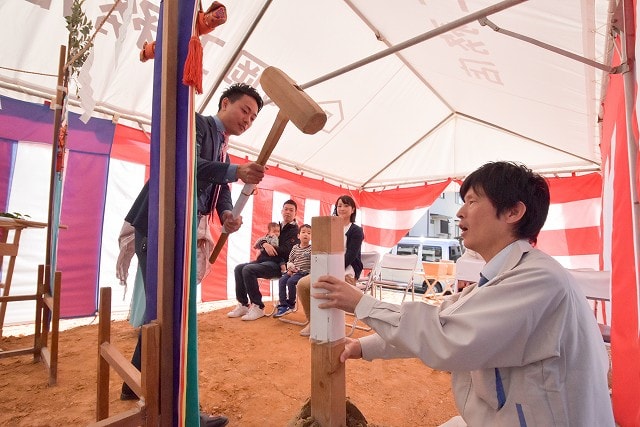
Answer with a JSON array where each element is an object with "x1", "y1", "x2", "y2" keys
[{"x1": 0, "y1": 0, "x2": 615, "y2": 189}]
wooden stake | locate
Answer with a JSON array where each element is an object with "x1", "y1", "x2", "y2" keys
[
  {"x1": 310, "y1": 216, "x2": 346, "y2": 426},
  {"x1": 158, "y1": 1, "x2": 179, "y2": 424}
]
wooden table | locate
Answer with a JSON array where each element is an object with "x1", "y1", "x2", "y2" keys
[{"x1": 0, "y1": 216, "x2": 47, "y2": 337}]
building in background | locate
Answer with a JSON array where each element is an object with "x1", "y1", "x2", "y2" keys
[{"x1": 408, "y1": 189, "x2": 462, "y2": 240}]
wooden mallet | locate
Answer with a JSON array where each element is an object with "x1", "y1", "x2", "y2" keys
[{"x1": 209, "y1": 66, "x2": 327, "y2": 263}]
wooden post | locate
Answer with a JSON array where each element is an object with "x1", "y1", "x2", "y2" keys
[
  {"x1": 158, "y1": 1, "x2": 179, "y2": 424},
  {"x1": 44, "y1": 270, "x2": 61, "y2": 385},
  {"x1": 96, "y1": 287, "x2": 112, "y2": 421},
  {"x1": 310, "y1": 216, "x2": 346, "y2": 426},
  {"x1": 44, "y1": 45, "x2": 67, "y2": 269},
  {"x1": 142, "y1": 322, "x2": 161, "y2": 426}
]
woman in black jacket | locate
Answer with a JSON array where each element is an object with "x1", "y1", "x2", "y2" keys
[{"x1": 296, "y1": 194, "x2": 364, "y2": 336}]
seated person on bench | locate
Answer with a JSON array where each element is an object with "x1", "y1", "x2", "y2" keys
[{"x1": 227, "y1": 199, "x2": 300, "y2": 321}]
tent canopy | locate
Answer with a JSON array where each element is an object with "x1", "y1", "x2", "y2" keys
[{"x1": 0, "y1": 0, "x2": 616, "y2": 189}]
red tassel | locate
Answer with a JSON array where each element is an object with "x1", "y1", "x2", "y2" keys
[
  {"x1": 182, "y1": 36, "x2": 203, "y2": 94},
  {"x1": 140, "y1": 41, "x2": 156, "y2": 62}
]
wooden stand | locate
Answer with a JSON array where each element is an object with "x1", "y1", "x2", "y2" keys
[
  {"x1": 0, "y1": 263, "x2": 61, "y2": 385},
  {"x1": 309, "y1": 216, "x2": 347, "y2": 426},
  {"x1": 0, "y1": 217, "x2": 48, "y2": 337},
  {"x1": 91, "y1": 287, "x2": 160, "y2": 426}
]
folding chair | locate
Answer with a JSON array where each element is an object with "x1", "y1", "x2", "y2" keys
[
  {"x1": 347, "y1": 251, "x2": 381, "y2": 336},
  {"x1": 568, "y1": 269, "x2": 611, "y2": 343},
  {"x1": 372, "y1": 253, "x2": 419, "y2": 302},
  {"x1": 422, "y1": 261, "x2": 448, "y2": 298},
  {"x1": 262, "y1": 276, "x2": 282, "y2": 317},
  {"x1": 440, "y1": 260, "x2": 457, "y2": 295},
  {"x1": 277, "y1": 292, "x2": 308, "y2": 326},
  {"x1": 355, "y1": 251, "x2": 381, "y2": 295}
]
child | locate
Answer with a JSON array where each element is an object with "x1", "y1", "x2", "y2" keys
[
  {"x1": 253, "y1": 222, "x2": 280, "y2": 258},
  {"x1": 274, "y1": 224, "x2": 311, "y2": 317}
]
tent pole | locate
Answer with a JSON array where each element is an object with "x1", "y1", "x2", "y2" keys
[
  {"x1": 45, "y1": 46, "x2": 67, "y2": 269},
  {"x1": 300, "y1": 0, "x2": 528, "y2": 90},
  {"x1": 478, "y1": 17, "x2": 620, "y2": 73},
  {"x1": 620, "y1": 0, "x2": 640, "y2": 334}
]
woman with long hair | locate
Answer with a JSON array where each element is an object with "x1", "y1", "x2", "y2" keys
[{"x1": 296, "y1": 195, "x2": 363, "y2": 336}]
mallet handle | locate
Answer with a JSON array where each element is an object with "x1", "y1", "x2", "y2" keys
[{"x1": 209, "y1": 111, "x2": 289, "y2": 264}]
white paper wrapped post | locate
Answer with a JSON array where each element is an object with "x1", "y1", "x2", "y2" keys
[{"x1": 309, "y1": 216, "x2": 346, "y2": 425}]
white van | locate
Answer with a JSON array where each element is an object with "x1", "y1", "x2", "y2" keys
[
  {"x1": 391, "y1": 236, "x2": 462, "y2": 262},
  {"x1": 390, "y1": 237, "x2": 462, "y2": 293}
]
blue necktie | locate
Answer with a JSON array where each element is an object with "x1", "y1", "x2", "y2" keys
[{"x1": 478, "y1": 274, "x2": 489, "y2": 287}]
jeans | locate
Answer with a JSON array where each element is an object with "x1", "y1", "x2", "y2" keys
[
  {"x1": 278, "y1": 272, "x2": 307, "y2": 308},
  {"x1": 234, "y1": 261, "x2": 281, "y2": 309}
]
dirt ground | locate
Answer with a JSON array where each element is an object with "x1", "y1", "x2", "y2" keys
[{"x1": 0, "y1": 302, "x2": 458, "y2": 426}]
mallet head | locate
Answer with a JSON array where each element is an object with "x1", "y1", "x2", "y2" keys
[{"x1": 260, "y1": 67, "x2": 327, "y2": 134}]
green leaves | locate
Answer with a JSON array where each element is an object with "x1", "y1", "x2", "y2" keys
[{"x1": 65, "y1": 0, "x2": 94, "y2": 81}]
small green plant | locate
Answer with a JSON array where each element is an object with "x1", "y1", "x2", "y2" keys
[
  {"x1": 65, "y1": 0, "x2": 93, "y2": 84},
  {"x1": 0, "y1": 212, "x2": 32, "y2": 220}
]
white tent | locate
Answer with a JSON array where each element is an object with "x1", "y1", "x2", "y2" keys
[
  {"x1": 1, "y1": 1, "x2": 639, "y2": 424},
  {"x1": 0, "y1": 0, "x2": 613, "y2": 189}
]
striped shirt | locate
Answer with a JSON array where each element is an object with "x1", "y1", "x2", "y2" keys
[{"x1": 288, "y1": 244, "x2": 311, "y2": 273}]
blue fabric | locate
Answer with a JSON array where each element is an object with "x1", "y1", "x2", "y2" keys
[
  {"x1": 128, "y1": 266, "x2": 146, "y2": 328},
  {"x1": 516, "y1": 403, "x2": 528, "y2": 426},
  {"x1": 478, "y1": 274, "x2": 489, "y2": 286},
  {"x1": 495, "y1": 368, "x2": 506, "y2": 410}
]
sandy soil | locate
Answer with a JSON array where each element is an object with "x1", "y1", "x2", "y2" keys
[{"x1": 0, "y1": 302, "x2": 458, "y2": 426}]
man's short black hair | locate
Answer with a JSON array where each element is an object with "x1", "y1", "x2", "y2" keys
[
  {"x1": 460, "y1": 161, "x2": 550, "y2": 244},
  {"x1": 283, "y1": 199, "x2": 297, "y2": 210},
  {"x1": 218, "y1": 83, "x2": 263, "y2": 112}
]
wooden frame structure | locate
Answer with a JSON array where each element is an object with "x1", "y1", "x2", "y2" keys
[
  {"x1": 91, "y1": 287, "x2": 160, "y2": 426},
  {"x1": 0, "y1": 263, "x2": 61, "y2": 385}
]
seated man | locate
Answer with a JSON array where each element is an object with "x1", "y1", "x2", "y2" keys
[
  {"x1": 313, "y1": 161, "x2": 614, "y2": 426},
  {"x1": 227, "y1": 199, "x2": 299, "y2": 320}
]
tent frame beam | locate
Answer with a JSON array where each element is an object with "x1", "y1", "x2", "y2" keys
[
  {"x1": 343, "y1": 0, "x2": 455, "y2": 113},
  {"x1": 479, "y1": 17, "x2": 627, "y2": 74},
  {"x1": 299, "y1": 0, "x2": 528, "y2": 91}
]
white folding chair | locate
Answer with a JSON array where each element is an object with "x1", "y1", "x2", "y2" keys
[
  {"x1": 568, "y1": 269, "x2": 611, "y2": 343},
  {"x1": 347, "y1": 251, "x2": 381, "y2": 336},
  {"x1": 372, "y1": 253, "x2": 419, "y2": 302},
  {"x1": 263, "y1": 277, "x2": 280, "y2": 317},
  {"x1": 355, "y1": 251, "x2": 381, "y2": 295}
]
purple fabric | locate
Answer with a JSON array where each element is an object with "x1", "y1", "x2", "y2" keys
[
  {"x1": 0, "y1": 95, "x2": 115, "y2": 318},
  {"x1": 0, "y1": 138, "x2": 16, "y2": 212},
  {"x1": 0, "y1": 96, "x2": 55, "y2": 142},
  {"x1": 56, "y1": 149, "x2": 110, "y2": 317}
]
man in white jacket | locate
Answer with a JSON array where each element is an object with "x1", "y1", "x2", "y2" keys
[{"x1": 314, "y1": 161, "x2": 614, "y2": 426}]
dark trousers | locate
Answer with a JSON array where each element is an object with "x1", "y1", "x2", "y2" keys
[
  {"x1": 233, "y1": 261, "x2": 280, "y2": 309},
  {"x1": 122, "y1": 230, "x2": 147, "y2": 397},
  {"x1": 278, "y1": 272, "x2": 307, "y2": 308}
]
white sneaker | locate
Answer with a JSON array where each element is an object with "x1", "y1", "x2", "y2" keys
[
  {"x1": 241, "y1": 305, "x2": 265, "y2": 321},
  {"x1": 299, "y1": 324, "x2": 310, "y2": 337},
  {"x1": 227, "y1": 304, "x2": 249, "y2": 318}
]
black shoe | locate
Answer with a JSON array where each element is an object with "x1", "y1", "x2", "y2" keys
[
  {"x1": 120, "y1": 384, "x2": 139, "y2": 401},
  {"x1": 199, "y1": 413, "x2": 229, "y2": 427}
]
